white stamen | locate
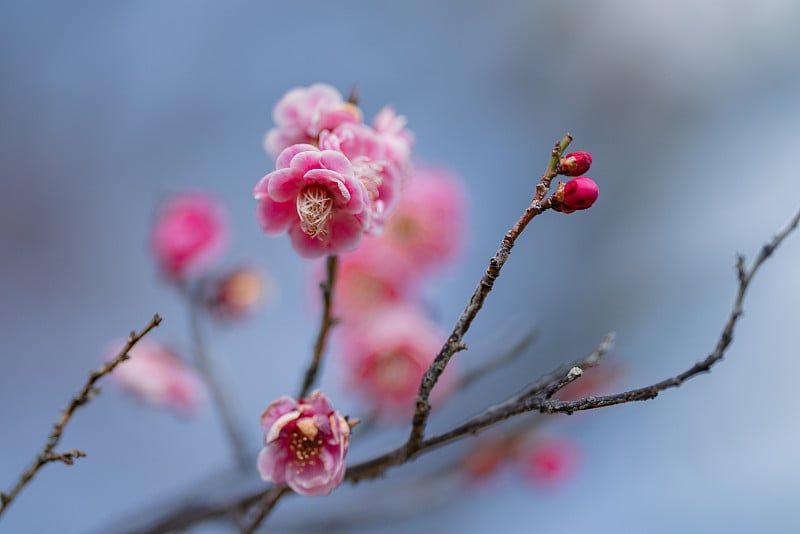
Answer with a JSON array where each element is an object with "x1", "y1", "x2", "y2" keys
[{"x1": 296, "y1": 185, "x2": 333, "y2": 238}]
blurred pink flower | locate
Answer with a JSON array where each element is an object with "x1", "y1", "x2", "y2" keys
[
  {"x1": 107, "y1": 338, "x2": 204, "y2": 415},
  {"x1": 338, "y1": 305, "x2": 454, "y2": 419},
  {"x1": 382, "y1": 166, "x2": 467, "y2": 274},
  {"x1": 254, "y1": 144, "x2": 370, "y2": 258},
  {"x1": 372, "y1": 106, "x2": 414, "y2": 175},
  {"x1": 519, "y1": 437, "x2": 578, "y2": 486},
  {"x1": 150, "y1": 192, "x2": 229, "y2": 282},
  {"x1": 257, "y1": 391, "x2": 350, "y2": 496},
  {"x1": 326, "y1": 238, "x2": 419, "y2": 321},
  {"x1": 263, "y1": 84, "x2": 362, "y2": 158}
]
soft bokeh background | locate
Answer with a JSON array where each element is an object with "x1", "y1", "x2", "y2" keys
[{"x1": 2, "y1": 1, "x2": 799, "y2": 533}]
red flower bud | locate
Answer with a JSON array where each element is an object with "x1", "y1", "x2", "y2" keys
[
  {"x1": 558, "y1": 176, "x2": 598, "y2": 213},
  {"x1": 558, "y1": 151, "x2": 592, "y2": 176}
]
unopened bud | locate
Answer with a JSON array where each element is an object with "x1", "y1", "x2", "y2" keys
[
  {"x1": 558, "y1": 151, "x2": 592, "y2": 176},
  {"x1": 553, "y1": 177, "x2": 598, "y2": 213}
]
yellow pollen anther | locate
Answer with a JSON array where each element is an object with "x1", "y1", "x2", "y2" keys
[
  {"x1": 296, "y1": 419, "x2": 319, "y2": 441},
  {"x1": 296, "y1": 185, "x2": 333, "y2": 238}
]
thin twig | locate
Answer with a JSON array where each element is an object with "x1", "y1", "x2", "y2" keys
[
  {"x1": 407, "y1": 133, "x2": 573, "y2": 454},
  {"x1": 186, "y1": 291, "x2": 251, "y2": 472},
  {"x1": 457, "y1": 328, "x2": 539, "y2": 390},
  {"x1": 0, "y1": 314, "x2": 162, "y2": 519},
  {"x1": 241, "y1": 486, "x2": 290, "y2": 534},
  {"x1": 533, "y1": 208, "x2": 800, "y2": 415},
  {"x1": 297, "y1": 254, "x2": 339, "y2": 400}
]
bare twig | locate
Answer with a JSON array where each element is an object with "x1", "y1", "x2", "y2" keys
[
  {"x1": 0, "y1": 314, "x2": 162, "y2": 519},
  {"x1": 187, "y1": 291, "x2": 251, "y2": 472},
  {"x1": 407, "y1": 133, "x2": 573, "y2": 454},
  {"x1": 241, "y1": 486, "x2": 290, "y2": 534},
  {"x1": 457, "y1": 328, "x2": 539, "y2": 390},
  {"x1": 298, "y1": 254, "x2": 339, "y2": 399}
]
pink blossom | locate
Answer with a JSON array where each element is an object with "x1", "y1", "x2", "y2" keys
[
  {"x1": 254, "y1": 144, "x2": 370, "y2": 258},
  {"x1": 257, "y1": 391, "x2": 350, "y2": 496},
  {"x1": 338, "y1": 305, "x2": 454, "y2": 419},
  {"x1": 107, "y1": 338, "x2": 204, "y2": 415},
  {"x1": 519, "y1": 437, "x2": 578, "y2": 486},
  {"x1": 381, "y1": 166, "x2": 467, "y2": 274},
  {"x1": 263, "y1": 84, "x2": 362, "y2": 158},
  {"x1": 150, "y1": 192, "x2": 229, "y2": 281},
  {"x1": 322, "y1": 237, "x2": 419, "y2": 321}
]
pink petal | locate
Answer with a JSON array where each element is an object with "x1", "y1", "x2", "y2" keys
[
  {"x1": 260, "y1": 395, "x2": 299, "y2": 431},
  {"x1": 287, "y1": 223, "x2": 329, "y2": 259},
  {"x1": 256, "y1": 197, "x2": 296, "y2": 236},
  {"x1": 290, "y1": 150, "x2": 323, "y2": 176},
  {"x1": 286, "y1": 455, "x2": 335, "y2": 496},
  {"x1": 327, "y1": 211, "x2": 365, "y2": 253},
  {"x1": 276, "y1": 143, "x2": 318, "y2": 169},
  {"x1": 320, "y1": 150, "x2": 354, "y2": 176},
  {"x1": 304, "y1": 390, "x2": 333, "y2": 414},
  {"x1": 257, "y1": 446, "x2": 289, "y2": 484},
  {"x1": 303, "y1": 169, "x2": 351, "y2": 203},
  {"x1": 267, "y1": 168, "x2": 304, "y2": 202}
]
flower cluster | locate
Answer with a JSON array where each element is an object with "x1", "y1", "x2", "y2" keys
[
  {"x1": 257, "y1": 391, "x2": 351, "y2": 496},
  {"x1": 255, "y1": 84, "x2": 414, "y2": 258}
]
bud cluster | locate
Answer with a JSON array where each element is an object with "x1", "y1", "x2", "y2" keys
[{"x1": 552, "y1": 151, "x2": 599, "y2": 213}]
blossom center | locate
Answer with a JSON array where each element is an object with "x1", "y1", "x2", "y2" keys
[
  {"x1": 296, "y1": 185, "x2": 333, "y2": 238},
  {"x1": 371, "y1": 350, "x2": 416, "y2": 392},
  {"x1": 289, "y1": 428, "x2": 323, "y2": 471}
]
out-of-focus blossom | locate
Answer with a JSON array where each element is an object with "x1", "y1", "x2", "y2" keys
[
  {"x1": 338, "y1": 305, "x2": 454, "y2": 419},
  {"x1": 150, "y1": 192, "x2": 229, "y2": 281},
  {"x1": 462, "y1": 435, "x2": 514, "y2": 482},
  {"x1": 553, "y1": 176, "x2": 599, "y2": 213},
  {"x1": 254, "y1": 144, "x2": 369, "y2": 258},
  {"x1": 558, "y1": 151, "x2": 593, "y2": 176},
  {"x1": 325, "y1": 239, "x2": 419, "y2": 321},
  {"x1": 263, "y1": 84, "x2": 362, "y2": 158},
  {"x1": 106, "y1": 338, "x2": 204, "y2": 415},
  {"x1": 204, "y1": 266, "x2": 269, "y2": 321},
  {"x1": 257, "y1": 391, "x2": 350, "y2": 496},
  {"x1": 372, "y1": 106, "x2": 414, "y2": 175},
  {"x1": 381, "y1": 166, "x2": 467, "y2": 274},
  {"x1": 519, "y1": 437, "x2": 578, "y2": 486}
]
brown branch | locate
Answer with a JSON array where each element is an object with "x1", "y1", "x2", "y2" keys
[
  {"x1": 186, "y1": 290, "x2": 251, "y2": 472},
  {"x1": 345, "y1": 333, "x2": 613, "y2": 483},
  {"x1": 241, "y1": 486, "x2": 290, "y2": 534},
  {"x1": 406, "y1": 133, "x2": 573, "y2": 454},
  {"x1": 298, "y1": 254, "x2": 339, "y2": 400},
  {"x1": 0, "y1": 314, "x2": 162, "y2": 519}
]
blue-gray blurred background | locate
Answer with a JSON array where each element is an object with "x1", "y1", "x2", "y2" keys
[{"x1": 2, "y1": 1, "x2": 799, "y2": 533}]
